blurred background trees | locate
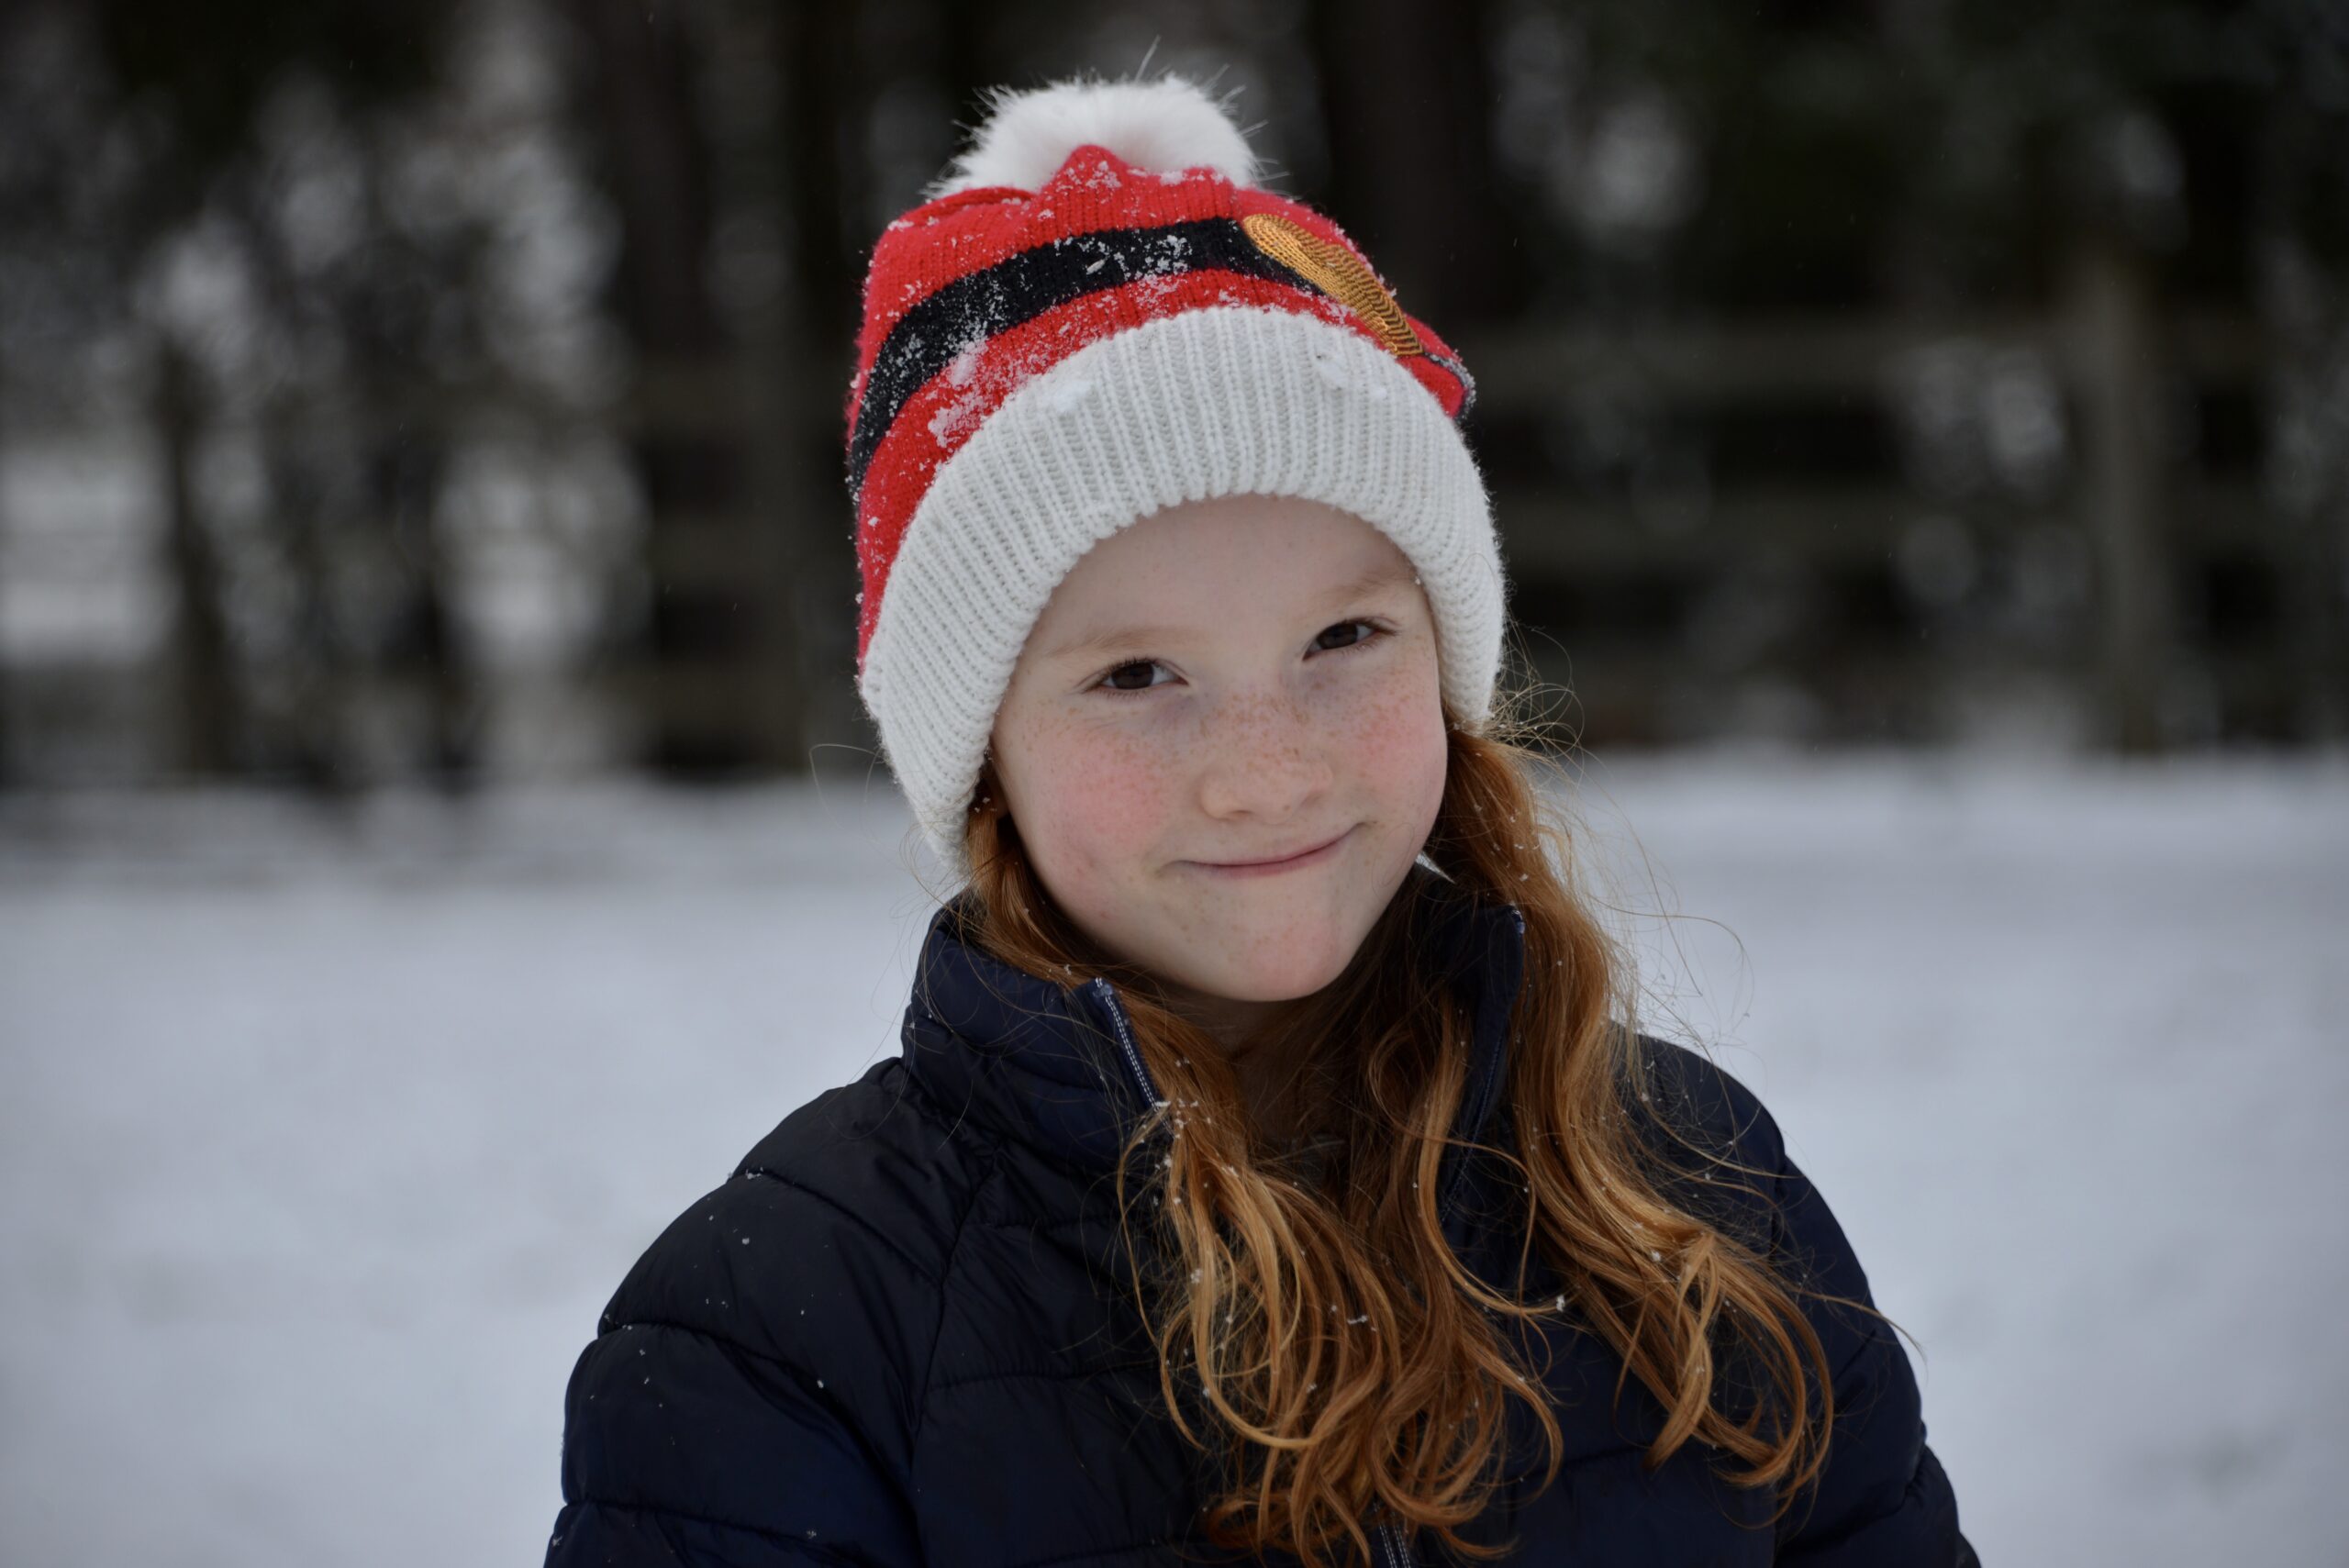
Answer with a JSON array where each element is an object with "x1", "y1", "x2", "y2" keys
[{"x1": 1, "y1": 0, "x2": 2343, "y2": 793}]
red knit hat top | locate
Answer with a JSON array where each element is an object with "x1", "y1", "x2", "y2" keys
[{"x1": 841, "y1": 73, "x2": 1505, "y2": 878}]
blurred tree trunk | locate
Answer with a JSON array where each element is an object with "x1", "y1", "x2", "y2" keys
[
  {"x1": 766, "y1": 0, "x2": 865, "y2": 757},
  {"x1": 365, "y1": 405, "x2": 472, "y2": 786},
  {"x1": 2254, "y1": 90, "x2": 2349, "y2": 743},
  {"x1": 0, "y1": 353, "x2": 10, "y2": 788},
  {"x1": 2069, "y1": 233, "x2": 2172, "y2": 753},
  {"x1": 156, "y1": 339, "x2": 239, "y2": 777},
  {"x1": 775, "y1": 1, "x2": 863, "y2": 365},
  {"x1": 1302, "y1": 0, "x2": 1526, "y2": 331},
  {"x1": 260, "y1": 408, "x2": 354, "y2": 793},
  {"x1": 571, "y1": 0, "x2": 801, "y2": 774}
]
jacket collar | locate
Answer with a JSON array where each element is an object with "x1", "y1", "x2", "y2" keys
[{"x1": 899, "y1": 866, "x2": 1530, "y2": 1182}]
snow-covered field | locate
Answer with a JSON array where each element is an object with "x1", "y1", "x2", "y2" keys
[{"x1": 1, "y1": 751, "x2": 2342, "y2": 1567}]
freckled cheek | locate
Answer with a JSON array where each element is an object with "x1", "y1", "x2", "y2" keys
[
  {"x1": 1334, "y1": 665, "x2": 1449, "y2": 815},
  {"x1": 1026, "y1": 725, "x2": 1185, "y2": 887}
]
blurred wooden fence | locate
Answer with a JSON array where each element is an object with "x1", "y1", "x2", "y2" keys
[
  {"x1": 0, "y1": 257, "x2": 2339, "y2": 787},
  {"x1": 1459, "y1": 247, "x2": 2338, "y2": 749}
]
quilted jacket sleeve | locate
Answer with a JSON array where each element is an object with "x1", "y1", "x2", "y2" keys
[
  {"x1": 543, "y1": 1161, "x2": 937, "y2": 1568},
  {"x1": 1765, "y1": 1131, "x2": 1972, "y2": 1564},
  {"x1": 544, "y1": 1322, "x2": 923, "y2": 1567},
  {"x1": 1642, "y1": 1041, "x2": 1974, "y2": 1565}
]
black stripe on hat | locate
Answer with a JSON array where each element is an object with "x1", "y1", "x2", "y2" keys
[{"x1": 846, "y1": 217, "x2": 1317, "y2": 501}]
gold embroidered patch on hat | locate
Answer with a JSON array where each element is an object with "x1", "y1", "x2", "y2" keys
[{"x1": 1239, "y1": 213, "x2": 1425, "y2": 360}]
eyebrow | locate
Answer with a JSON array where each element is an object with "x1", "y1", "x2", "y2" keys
[{"x1": 1040, "y1": 557, "x2": 1419, "y2": 662}]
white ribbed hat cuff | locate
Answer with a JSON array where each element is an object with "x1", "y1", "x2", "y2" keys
[{"x1": 858, "y1": 305, "x2": 1507, "y2": 883}]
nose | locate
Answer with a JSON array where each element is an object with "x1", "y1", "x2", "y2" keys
[{"x1": 1193, "y1": 688, "x2": 1334, "y2": 823}]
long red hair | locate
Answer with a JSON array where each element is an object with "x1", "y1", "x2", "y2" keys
[{"x1": 949, "y1": 696, "x2": 1875, "y2": 1567}]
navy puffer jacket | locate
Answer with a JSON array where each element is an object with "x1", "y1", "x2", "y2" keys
[{"x1": 546, "y1": 873, "x2": 1971, "y2": 1566}]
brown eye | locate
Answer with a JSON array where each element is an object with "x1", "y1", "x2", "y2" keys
[
  {"x1": 1100, "y1": 661, "x2": 1164, "y2": 693},
  {"x1": 1314, "y1": 619, "x2": 1377, "y2": 652}
]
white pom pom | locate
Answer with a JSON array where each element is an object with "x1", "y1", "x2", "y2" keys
[{"x1": 926, "y1": 72, "x2": 1263, "y2": 199}]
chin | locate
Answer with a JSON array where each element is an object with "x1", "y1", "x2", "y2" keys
[{"x1": 1179, "y1": 919, "x2": 1361, "y2": 1003}]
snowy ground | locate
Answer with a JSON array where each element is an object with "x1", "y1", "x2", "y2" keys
[{"x1": 1, "y1": 750, "x2": 2343, "y2": 1568}]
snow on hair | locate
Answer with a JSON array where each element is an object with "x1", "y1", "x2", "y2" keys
[{"x1": 924, "y1": 71, "x2": 1265, "y2": 199}]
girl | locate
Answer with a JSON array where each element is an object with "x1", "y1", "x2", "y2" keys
[{"x1": 545, "y1": 73, "x2": 1972, "y2": 1567}]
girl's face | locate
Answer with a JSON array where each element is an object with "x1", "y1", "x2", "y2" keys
[{"x1": 989, "y1": 494, "x2": 1450, "y2": 1041}]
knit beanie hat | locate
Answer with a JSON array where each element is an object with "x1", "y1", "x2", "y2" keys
[{"x1": 843, "y1": 72, "x2": 1508, "y2": 880}]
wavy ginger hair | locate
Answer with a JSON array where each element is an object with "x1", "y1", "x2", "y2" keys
[{"x1": 954, "y1": 695, "x2": 1868, "y2": 1567}]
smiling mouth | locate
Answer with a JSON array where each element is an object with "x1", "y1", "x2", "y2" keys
[{"x1": 1193, "y1": 828, "x2": 1353, "y2": 875}]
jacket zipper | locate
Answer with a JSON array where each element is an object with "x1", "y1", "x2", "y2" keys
[
  {"x1": 1089, "y1": 979, "x2": 1163, "y2": 1109},
  {"x1": 1090, "y1": 979, "x2": 1434, "y2": 1568}
]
